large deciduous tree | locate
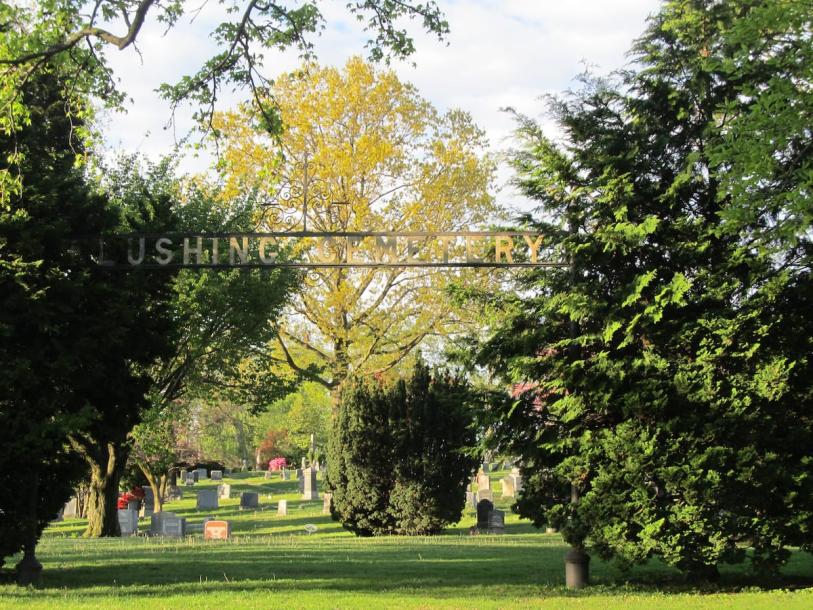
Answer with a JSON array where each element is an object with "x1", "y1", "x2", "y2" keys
[
  {"x1": 473, "y1": 0, "x2": 813, "y2": 580},
  {"x1": 114, "y1": 159, "x2": 299, "y2": 513},
  {"x1": 215, "y1": 57, "x2": 498, "y2": 399},
  {"x1": 0, "y1": 0, "x2": 449, "y2": 202}
]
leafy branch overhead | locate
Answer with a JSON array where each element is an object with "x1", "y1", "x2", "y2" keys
[{"x1": 1, "y1": 0, "x2": 449, "y2": 134}]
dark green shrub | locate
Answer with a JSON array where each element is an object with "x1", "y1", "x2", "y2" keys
[{"x1": 327, "y1": 362, "x2": 478, "y2": 535}]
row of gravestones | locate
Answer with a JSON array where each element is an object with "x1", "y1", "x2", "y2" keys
[
  {"x1": 184, "y1": 465, "x2": 321, "y2": 503},
  {"x1": 118, "y1": 489, "x2": 334, "y2": 537},
  {"x1": 58, "y1": 483, "x2": 183, "y2": 522},
  {"x1": 467, "y1": 467, "x2": 523, "y2": 507},
  {"x1": 181, "y1": 468, "x2": 227, "y2": 486},
  {"x1": 479, "y1": 459, "x2": 517, "y2": 474}
]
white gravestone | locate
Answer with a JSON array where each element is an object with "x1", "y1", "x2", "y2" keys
[
  {"x1": 277, "y1": 499, "x2": 288, "y2": 515},
  {"x1": 210, "y1": 470, "x2": 223, "y2": 481},
  {"x1": 477, "y1": 489, "x2": 493, "y2": 503},
  {"x1": 63, "y1": 496, "x2": 79, "y2": 518},
  {"x1": 217, "y1": 483, "x2": 231, "y2": 499},
  {"x1": 476, "y1": 470, "x2": 491, "y2": 492}
]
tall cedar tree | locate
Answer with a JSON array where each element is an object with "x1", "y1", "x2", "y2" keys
[
  {"x1": 327, "y1": 362, "x2": 478, "y2": 535},
  {"x1": 0, "y1": 68, "x2": 174, "y2": 565},
  {"x1": 474, "y1": 0, "x2": 813, "y2": 580}
]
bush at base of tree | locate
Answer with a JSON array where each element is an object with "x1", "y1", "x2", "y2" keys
[{"x1": 327, "y1": 363, "x2": 478, "y2": 536}]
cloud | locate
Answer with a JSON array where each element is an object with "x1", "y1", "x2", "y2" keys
[{"x1": 101, "y1": 0, "x2": 661, "y2": 210}]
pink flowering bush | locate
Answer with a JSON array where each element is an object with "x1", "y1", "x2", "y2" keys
[{"x1": 268, "y1": 457, "x2": 287, "y2": 471}]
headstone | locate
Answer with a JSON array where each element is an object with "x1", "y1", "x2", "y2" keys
[
  {"x1": 296, "y1": 468, "x2": 304, "y2": 494},
  {"x1": 240, "y1": 491, "x2": 259, "y2": 510},
  {"x1": 301, "y1": 456, "x2": 307, "y2": 469},
  {"x1": 224, "y1": 468, "x2": 232, "y2": 475},
  {"x1": 487, "y1": 508, "x2": 506, "y2": 533},
  {"x1": 501, "y1": 476, "x2": 516, "y2": 498},
  {"x1": 466, "y1": 491, "x2": 476, "y2": 508},
  {"x1": 179, "y1": 469, "x2": 188, "y2": 482},
  {"x1": 322, "y1": 492, "x2": 332, "y2": 515},
  {"x1": 203, "y1": 519, "x2": 231, "y2": 540},
  {"x1": 512, "y1": 474, "x2": 523, "y2": 493},
  {"x1": 141, "y1": 487, "x2": 155, "y2": 517},
  {"x1": 192, "y1": 470, "x2": 199, "y2": 482},
  {"x1": 476, "y1": 470, "x2": 491, "y2": 492},
  {"x1": 196, "y1": 468, "x2": 208, "y2": 480},
  {"x1": 167, "y1": 485, "x2": 183, "y2": 501},
  {"x1": 280, "y1": 468, "x2": 289, "y2": 481},
  {"x1": 127, "y1": 500, "x2": 140, "y2": 512},
  {"x1": 476, "y1": 499, "x2": 493, "y2": 530},
  {"x1": 197, "y1": 489, "x2": 218, "y2": 510},
  {"x1": 117, "y1": 508, "x2": 138, "y2": 536},
  {"x1": 302, "y1": 467, "x2": 319, "y2": 500},
  {"x1": 63, "y1": 496, "x2": 79, "y2": 518},
  {"x1": 477, "y1": 489, "x2": 493, "y2": 503},
  {"x1": 185, "y1": 473, "x2": 195, "y2": 486},
  {"x1": 481, "y1": 462, "x2": 489, "y2": 473},
  {"x1": 210, "y1": 470, "x2": 223, "y2": 481},
  {"x1": 150, "y1": 512, "x2": 185, "y2": 537},
  {"x1": 264, "y1": 470, "x2": 273, "y2": 479},
  {"x1": 217, "y1": 483, "x2": 231, "y2": 499},
  {"x1": 277, "y1": 499, "x2": 288, "y2": 516}
]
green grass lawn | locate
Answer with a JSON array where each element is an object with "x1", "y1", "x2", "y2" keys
[{"x1": 1, "y1": 470, "x2": 812, "y2": 609}]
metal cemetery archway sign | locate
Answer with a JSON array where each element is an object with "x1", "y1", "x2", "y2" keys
[{"x1": 95, "y1": 231, "x2": 563, "y2": 269}]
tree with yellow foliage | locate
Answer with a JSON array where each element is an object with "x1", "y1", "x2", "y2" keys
[{"x1": 214, "y1": 57, "x2": 499, "y2": 398}]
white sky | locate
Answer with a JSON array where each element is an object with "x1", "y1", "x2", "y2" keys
[{"x1": 100, "y1": 0, "x2": 662, "y2": 212}]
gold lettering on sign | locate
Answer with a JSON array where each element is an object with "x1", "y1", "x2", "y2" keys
[
  {"x1": 407, "y1": 238, "x2": 421, "y2": 263},
  {"x1": 229, "y1": 237, "x2": 249, "y2": 265},
  {"x1": 465, "y1": 236, "x2": 485, "y2": 263},
  {"x1": 374, "y1": 236, "x2": 398, "y2": 262},
  {"x1": 346, "y1": 236, "x2": 363, "y2": 264},
  {"x1": 523, "y1": 235, "x2": 544, "y2": 263},
  {"x1": 183, "y1": 237, "x2": 203, "y2": 265},
  {"x1": 259, "y1": 237, "x2": 278, "y2": 264},
  {"x1": 127, "y1": 238, "x2": 145, "y2": 265},
  {"x1": 495, "y1": 235, "x2": 514, "y2": 263},
  {"x1": 155, "y1": 238, "x2": 174, "y2": 265},
  {"x1": 437, "y1": 235, "x2": 455, "y2": 263}
]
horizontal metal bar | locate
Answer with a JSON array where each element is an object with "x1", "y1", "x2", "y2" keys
[
  {"x1": 96, "y1": 262, "x2": 566, "y2": 270},
  {"x1": 82, "y1": 231, "x2": 543, "y2": 239}
]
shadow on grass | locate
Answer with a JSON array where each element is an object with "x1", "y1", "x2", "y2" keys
[{"x1": 20, "y1": 535, "x2": 813, "y2": 597}]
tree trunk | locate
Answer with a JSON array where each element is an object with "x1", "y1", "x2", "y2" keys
[
  {"x1": 15, "y1": 468, "x2": 43, "y2": 585},
  {"x1": 234, "y1": 418, "x2": 249, "y2": 467},
  {"x1": 159, "y1": 474, "x2": 168, "y2": 508},
  {"x1": 137, "y1": 462, "x2": 164, "y2": 513},
  {"x1": 83, "y1": 442, "x2": 128, "y2": 537}
]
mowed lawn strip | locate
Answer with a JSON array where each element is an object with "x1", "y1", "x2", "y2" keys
[{"x1": 2, "y1": 471, "x2": 811, "y2": 609}]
